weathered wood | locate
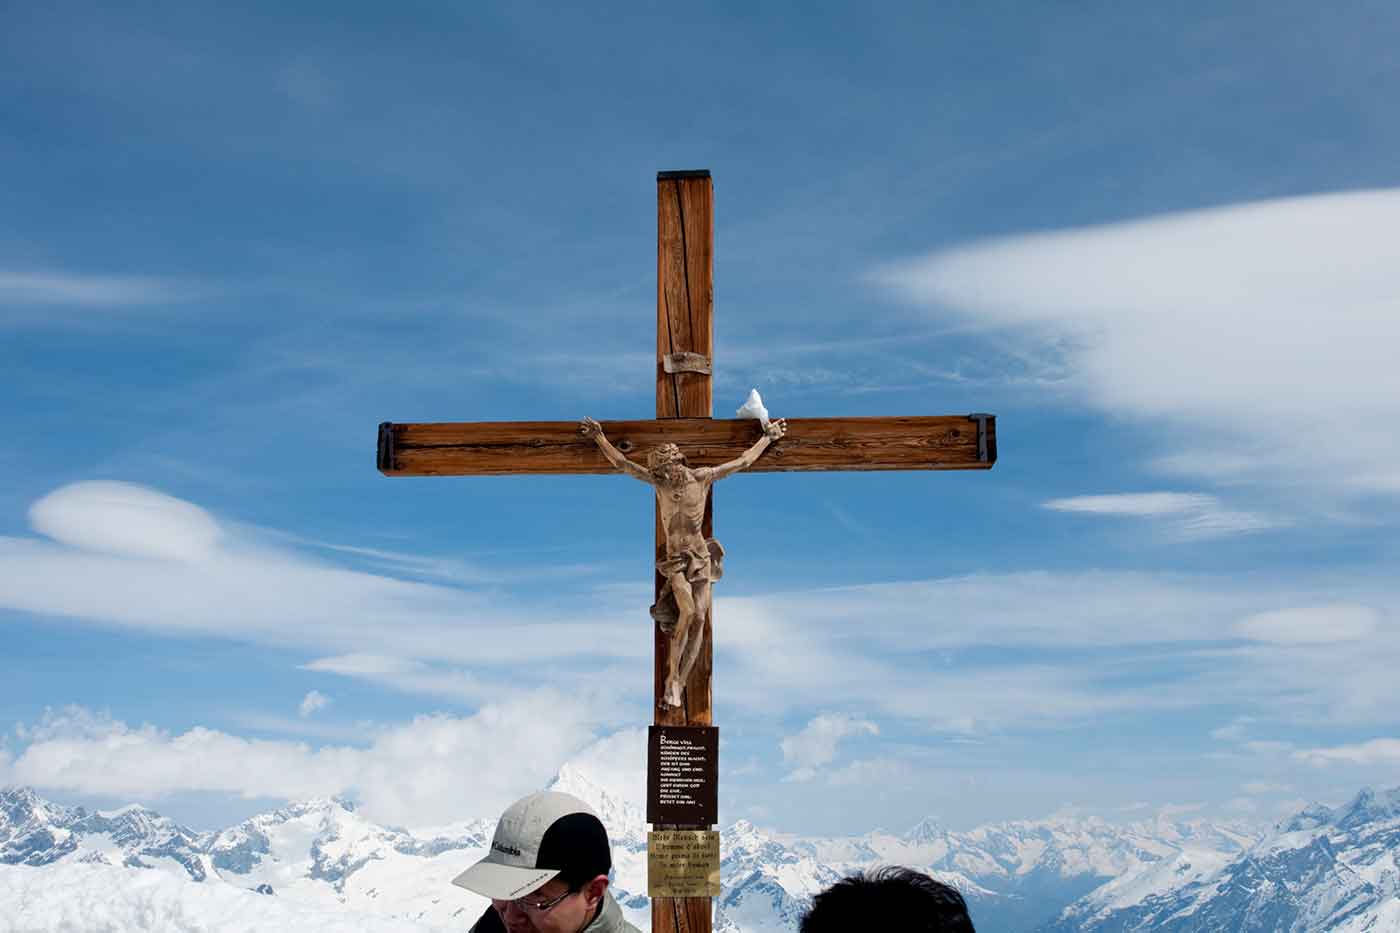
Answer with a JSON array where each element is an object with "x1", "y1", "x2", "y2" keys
[
  {"x1": 378, "y1": 416, "x2": 995, "y2": 476},
  {"x1": 657, "y1": 173, "x2": 713, "y2": 420},
  {"x1": 678, "y1": 177, "x2": 713, "y2": 419},
  {"x1": 655, "y1": 170, "x2": 713, "y2": 933},
  {"x1": 660, "y1": 895, "x2": 712, "y2": 933}
]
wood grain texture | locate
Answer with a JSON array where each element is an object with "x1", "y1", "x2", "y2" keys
[
  {"x1": 378, "y1": 416, "x2": 996, "y2": 476},
  {"x1": 660, "y1": 895, "x2": 711, "y2": 933},
  {"x1": 657, "y1": 179, "x2": 687, "y2": 418},
  {"x1": 657, "y1": 174, "x2": 713, "y2": 420},
  {"x1": 654, "y1": 171, "x2": 715, "y2": 933},
  {"x1": 677, "y1": 176, "x2": 713, "y2": 419}
]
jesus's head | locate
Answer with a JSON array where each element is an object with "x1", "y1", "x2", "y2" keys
[{"x1": 648, "y1": 444, "x2": 687, "y2": 484}]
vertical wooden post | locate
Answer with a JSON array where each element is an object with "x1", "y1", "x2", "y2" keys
[{"x1": 653, "y1": 169, "x2": 714, "y2": 933}]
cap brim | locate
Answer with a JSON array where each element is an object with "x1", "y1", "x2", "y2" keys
[{"x1": 451, "y1": 858, "x2": 561, "y2": 900}]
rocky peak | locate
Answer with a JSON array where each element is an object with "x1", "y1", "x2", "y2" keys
[
  {"x1": 2, "y1": 785, "x2": 82, "y2": 832},
  {"x1": 904, "y1": 816, "x2": 945, "y2": 845},
  {"x1": 1332, "y1": 785, "x2": 1400, "y2": 832},
  {"x1": 545, "y1": 762, "x2": 646, "y2": 848}
]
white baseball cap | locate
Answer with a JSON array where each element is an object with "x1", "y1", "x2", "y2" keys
[{"x1": 452, "y1": 791, "x2": 612, "y2": 901}]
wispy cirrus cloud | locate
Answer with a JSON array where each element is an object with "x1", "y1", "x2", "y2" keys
[
  {"x1": 1042, "y1": 491, "x2": 1280, "y2": 540},
  {"x1": 6, "y1": 482, "x2": 1399, "y2": 737},
  {"x1": 1294, "y1": 738, "x2": 1400, "y2": 766},
  {"x1": 301, "y1": 655, "x2": 509, "y2": 706},
  {"x1": 1, "y1": 269, "x2": 193, "y2": 309},
  {"x1": 1233, "y1": 605, "x2": 1378, "y2": 645},
  {"x1": 1044, "y1": 493, "x2": 1217, "y2": 517},
  {"x1": 0, "y1": 482, "x2": 646, "y2": 668},
  {"x1": 874, "y1": 188, "x2": 1400, "y2": 504},
  {"x1": 716, "y1": 572, "x2": 1400, "y2": 731}
]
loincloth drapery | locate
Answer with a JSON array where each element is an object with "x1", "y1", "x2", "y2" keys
[{"x1": 651, "y1": 538, "x2": 725, "y2": 632}]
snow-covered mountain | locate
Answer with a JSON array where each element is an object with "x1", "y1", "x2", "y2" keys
[
  {"x1": 1042, "y1": 786, "x2": 1400, "y2": 933},
  {"x1": 1, "y1": 785, "x2": 490, "y2": 931},
  {"x1": 714, "y1": 810, "x2": 1260, "y2": 933},
  {"x1": 1, "y1": 786, "x2": 209, "y2": 881},
  {"x1": 8, "y1": 776, "x2": 1388, "y2": 933}
]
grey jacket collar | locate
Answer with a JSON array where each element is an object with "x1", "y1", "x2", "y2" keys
[{"x1": 583, "y1": 890, "x2": 641, "y2": 933}]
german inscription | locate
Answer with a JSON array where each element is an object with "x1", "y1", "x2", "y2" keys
[
  {"x1": 647, "y1": 830, "x2": 721, "y2": 898},
  {"x1": 647, "y1": 725, "x2": 718, "y2": 825}
]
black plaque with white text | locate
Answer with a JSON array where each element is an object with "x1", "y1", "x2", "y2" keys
[{"x1": 647, "y1": 725, "x2": 718, "y2": 825}]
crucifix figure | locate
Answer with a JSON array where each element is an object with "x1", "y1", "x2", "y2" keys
[
  {"x1": 580, "y1": 414, "x2": 787, "y2": 708},
  {"x1": 377, "y1": 169, "x2": 996, "y2": 933}
]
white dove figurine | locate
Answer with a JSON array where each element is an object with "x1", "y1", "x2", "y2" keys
[{"x1": 735, "y1": 388, "x2": 771, "y2": 429}]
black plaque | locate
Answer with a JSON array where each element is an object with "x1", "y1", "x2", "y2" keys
[{"x1": 647, "y1": 725, "x2": 718, "y2": 825}]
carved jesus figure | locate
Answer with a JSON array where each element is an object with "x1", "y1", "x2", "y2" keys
[{"x1": 580, "y1": 415, "x2": 787, "y2": 708}]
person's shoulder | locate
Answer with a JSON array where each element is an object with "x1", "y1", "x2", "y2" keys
[
  {"x1": 588, "y1": 891, "x2": 643, "y2": 933},
  {"x1": 611, "y1": 910, "x2": 644, "y2": 933}
]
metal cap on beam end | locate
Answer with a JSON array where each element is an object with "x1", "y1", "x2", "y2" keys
[
  {"x1": 657, "y1": 170, "x2": 711, "y2": 180},
  {"x1": 966, "y1": 413, "x2": 995, "y2": 464},
  {"x1": 377, "y1": 422, "x2": 397, "y2": 474}
]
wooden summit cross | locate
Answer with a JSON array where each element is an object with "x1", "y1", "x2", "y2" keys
[{"x1": 377, "y1": 170, "x2": 996, "y2": 933}]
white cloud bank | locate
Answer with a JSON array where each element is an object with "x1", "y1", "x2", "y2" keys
[
  {"x1": 1, "y1": 696, "x2": 612, "y2": 828},
  {"x1": 876, "y1": 188, "x2": 1400, "y2": 499}
]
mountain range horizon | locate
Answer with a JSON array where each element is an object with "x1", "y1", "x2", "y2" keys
[{"x1": 4, "y1": 753, "x2": 1397, "y2": 933}]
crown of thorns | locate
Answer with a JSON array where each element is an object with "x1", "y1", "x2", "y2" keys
[{"x1": 648, "y1": 443, "x2": 686, "y2": 469}]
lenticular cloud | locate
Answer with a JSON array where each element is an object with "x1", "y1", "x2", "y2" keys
[
  {"x1": 28, "y1": 481, "x2": 222, "y2": 563},
  {"x1": 875, "y1": 187, "x2": 1400, "y2": 497}
]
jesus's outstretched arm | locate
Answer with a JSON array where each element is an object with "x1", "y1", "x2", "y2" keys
[
  {"x1": 698, "y1": 418, "x2": 787, "y2": 483},
  {"x1": 580, "y1": 417, "x2": 654, "y2": 484}
]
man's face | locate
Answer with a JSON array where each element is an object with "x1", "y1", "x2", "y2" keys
[{"x1": 492, "y1": 877, "x2": 598, "y2": 933}]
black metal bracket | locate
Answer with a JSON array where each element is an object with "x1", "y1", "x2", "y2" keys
[
  {"x1": 377, "y1": 422, "x2": 397, "y2": 474},
  {"x1": 967, "y1": 413, "x2": 994, "y2": 463},
  {"x1": 657, "y1": 169, "x2": 711, "y2": 180}
]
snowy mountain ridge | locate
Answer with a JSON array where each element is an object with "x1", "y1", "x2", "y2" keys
[
  {"x1": 4, "y1": 776, "x2": 1392, "y2": 932},
  {"x1": 1042, "y1": 785, "x2": 1400, "y2": 933}
]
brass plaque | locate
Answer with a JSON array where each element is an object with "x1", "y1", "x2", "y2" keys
[
  {"x1": 647, "y1": 725, "x2": 719, "y2": 825},
  {"x1": 647, "y1": 830, "x2": 721, "y2": 898}
]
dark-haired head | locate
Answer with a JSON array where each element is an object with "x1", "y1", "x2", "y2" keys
[{"x1": 800, "y1": 866, "x2": 974, "y2": 933}]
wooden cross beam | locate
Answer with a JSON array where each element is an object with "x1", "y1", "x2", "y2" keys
[
  {"x1": 376, "y1": 171, "x2": 996, "y2": 933},
  {"x1": 377, "y1": 415, "x2": 994, "y2": 477}
]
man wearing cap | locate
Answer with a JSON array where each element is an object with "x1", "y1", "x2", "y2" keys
[{"x1": 453, "y1": 790, "x2": 642, "y2": 933}]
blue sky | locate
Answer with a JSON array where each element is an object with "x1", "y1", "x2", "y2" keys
[{"x1": 3, "y1": 2, "x2": 1399, "y2": 835}]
